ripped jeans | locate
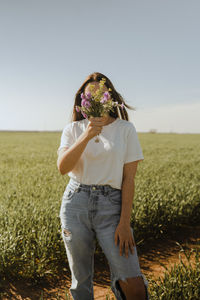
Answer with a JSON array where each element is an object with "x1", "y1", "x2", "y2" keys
[{"x1": 59, "y1": 178, "x2": 150, "y2": 300}]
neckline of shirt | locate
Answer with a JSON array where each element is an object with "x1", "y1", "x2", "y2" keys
[{"x1": 103, "y1": 117, "x2": 120, "y2": 127}]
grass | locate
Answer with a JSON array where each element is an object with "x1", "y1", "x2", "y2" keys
[{"x1": 0, "y1": 131, "x2": 199, "y2": 295}]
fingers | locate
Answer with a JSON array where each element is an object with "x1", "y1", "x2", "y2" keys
[
  {"x1": 119, "y1": 240, "x2": 124, "y2": 257},
  {"x1": 125, "y1": 241, "x2": 129, "y2": 258},
  {"x1": 115, "y1": 226, "x2": 136, "y2": 258},
  {"x1": 130, "y1": 237, "x2": 135, "y2": 255},
  {"x1": 119, "y1": 238, "x2": 135, "y2": 258},
  {"x1": 90, "y1": 116, "x2": 105, "y2": 120},
  {"x1": 89, "y1": 123, "x2": 103, "y2": 134},
  {"x1": 89, "y1": 117, "x2": 106, "y2": 126}
]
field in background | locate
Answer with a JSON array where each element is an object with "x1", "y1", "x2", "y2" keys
[{"x1": 0, "y1": 131, "x2": 200, "y2": 295}]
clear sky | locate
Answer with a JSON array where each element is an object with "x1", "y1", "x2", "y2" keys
[{"x1": 0, "y1": 0, "x2": 200, "y2": 133}]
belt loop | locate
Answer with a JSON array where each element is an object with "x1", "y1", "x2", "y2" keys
[
  {"x1": 104, "y1": 185, "x2": 108, "y2": 196},
  {"x1": 103, "y1": 186, "x2": 105, "y2": 195},
  {"x1": 76, "y1": 182, "x2": 81, "y2": 193}
]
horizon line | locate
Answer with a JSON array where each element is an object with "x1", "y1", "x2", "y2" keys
[{"x1": 0, "y1": 130, "x2": 199, "y2": 134}]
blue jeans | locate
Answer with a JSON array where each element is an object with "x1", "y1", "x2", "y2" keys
[{"x1": 59, "y1": 178, "x2": 150, "y2": 300}]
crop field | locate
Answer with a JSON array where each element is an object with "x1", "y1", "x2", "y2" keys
[{"x1": 0, "y1": 131, "x2": 200, "y2": 298}]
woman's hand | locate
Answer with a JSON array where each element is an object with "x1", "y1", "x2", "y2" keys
[
  {"x1": 85, "y1": 116, "x2": 108, "y2": 140},
  {"x1": 114, "y1": 223, "x2": 136, "y2": 258}
]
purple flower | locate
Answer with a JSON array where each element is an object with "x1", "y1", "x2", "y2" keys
[
  {"x1": 100, "y1": 98, "x2": 107, "y2": 104},
  {"x1": 85, "y1": 101, "x2": 91, "y2": 108},
  {"x1": 85, "y1": 92, "x2": 91, "y2": 100},
  {"x1": 103, "y1": 92, "x2": 110, "y2": 100},
  {"x1": 81, "y1": 99, "x2": 86, "y2": 106},
  {"x1": 121, "y1": 103, "x2": 125, "y2": 109},
  {"x1": 81, "y1": 99, "x2": 91, "y2": 108},
  {"x1": 100, "y1": 92, "x2": 110, "y2": 104},
  {"x1": 81, "y1": 111, "x2": 88, "y2": 119},
  {"x1": 81, "y1": 93, "x2": 86, "y2": 100},
  {"x1": 75, "y1": 106, "x2": 80, "y2": 112}
]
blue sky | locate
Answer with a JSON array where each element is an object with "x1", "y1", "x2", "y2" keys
[{"x1": 0, "y1": 0, "x2": 199, "y2": 133}]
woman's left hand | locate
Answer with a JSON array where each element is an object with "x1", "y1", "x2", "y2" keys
[{"x1": 114, "y1": 223, "x2": 136, "y2": 258}]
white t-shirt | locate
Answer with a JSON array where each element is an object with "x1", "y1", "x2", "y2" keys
[{"x1": 57, "y1": 117, "x2": 144, "y2": 190}]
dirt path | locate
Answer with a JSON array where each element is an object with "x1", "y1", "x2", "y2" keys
[{"x1": 1, "y1": 225, "x2": 200, "y2": 300}]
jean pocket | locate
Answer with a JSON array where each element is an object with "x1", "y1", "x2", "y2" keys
[
  {"x1": 108, "y1": 189, "x2": 121, "y2": 205},
  {"x1": 62, "y1": 186, "x2": 79, "y2": 202}
]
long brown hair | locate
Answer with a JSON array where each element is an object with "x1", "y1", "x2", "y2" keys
[{"x1": 70, "y1": 72, "x2": 136, "y2": 122}]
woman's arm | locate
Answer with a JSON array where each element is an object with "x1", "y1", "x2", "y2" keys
[
  {"x1": 57, "y1": 117, "x2": 107, "y2": 175},
  {"x1": 120, "y1": 161, "x2": 138, "y2": 224},
  {"x1": 114, "y1": 161, "x2": 139, "y2": 258},
  {"x1": 57, "y1": 132, "x2": 90, "y2": 175}
]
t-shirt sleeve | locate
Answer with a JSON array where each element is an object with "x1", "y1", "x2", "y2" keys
[
  {"x1": 57, "y1": 123, "x2": 74, "y2": 156},
  {"x1": 124, "y1": 123, "x2": 144, "y2": 163}
]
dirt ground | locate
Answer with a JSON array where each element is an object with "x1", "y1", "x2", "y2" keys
[{"x1": 1, "y1": 225, "x2": 200, "y2": 300}]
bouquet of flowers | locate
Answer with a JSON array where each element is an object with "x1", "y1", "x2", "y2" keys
[{"x1": 75, "y1": 77, "x2": 124, "y2": 142}]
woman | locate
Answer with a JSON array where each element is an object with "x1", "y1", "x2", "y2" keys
[{"x1": 57, "y1": 72, "x2": 149, "y2": 300}]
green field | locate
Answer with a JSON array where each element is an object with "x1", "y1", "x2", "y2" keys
[{"x1": 0, "y1": 131, "x2": 200, "y2": 287}]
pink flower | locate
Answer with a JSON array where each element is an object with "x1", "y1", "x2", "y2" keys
[
  {"x1": 85, "y1": 92, "x2": 91, "y2": 100},
  {"x1": 81, "y1": 93, "x2": 86, "y2": 100},
  {"x1": 75, "y1": 106, "x2": 80, "y2": 112},
  {"x1": 103, "y1": 92, "x2": 110, "y2": 100},
  {"x1": 100, "y1": 92, "x2": 110, "y2": 104},
  {"x1": 81, "y1": 99, "x2": 91, "y2": 108},
  {"x1": 81, "y1": 99, "x2": 86, "y2": 106},
  {"x1": 81, "y1": 111, "x2": 88, "y2": 119},
  {"x1": 85, "y1": 101, "x2": 91, "y2": 108},
  {"x1": 100, "y1": 98, "x2": 107, "y2": 104},
  {"x1": 121, "y1": 103, "x2": 125, "y2": 109}
]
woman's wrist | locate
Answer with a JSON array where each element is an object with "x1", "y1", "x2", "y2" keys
[
  {"x1": 119, "y1": 218, "x2": 131, "y2": 227},
  {"x1": 80, "y1": 131, "x2": 90, "y2": 143}
]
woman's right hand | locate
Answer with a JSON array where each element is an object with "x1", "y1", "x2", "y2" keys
[{"x1": 84, "y1": 116, "x2": 106, "y2": 140}]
